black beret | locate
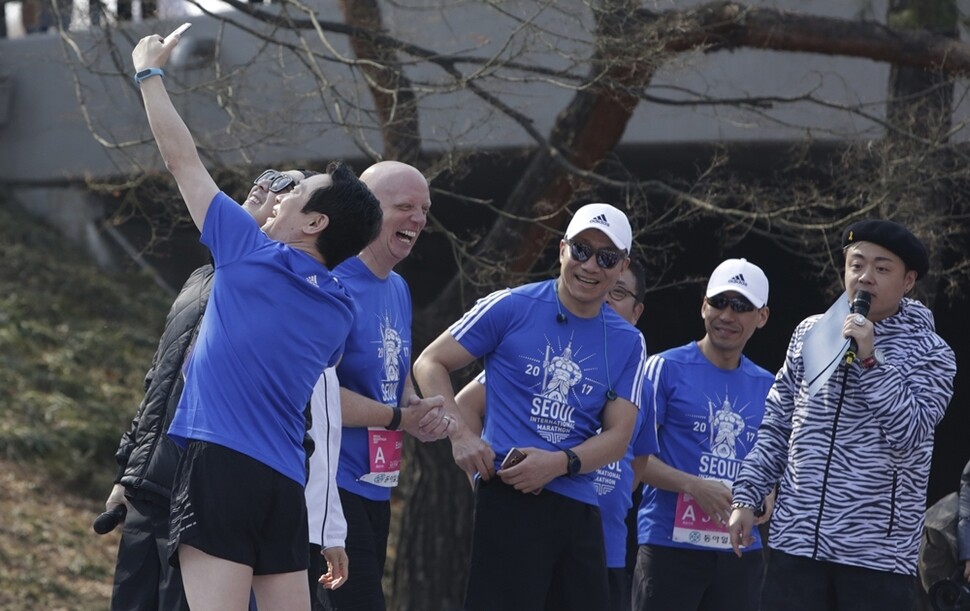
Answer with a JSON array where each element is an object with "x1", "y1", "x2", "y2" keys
[{"x1": 841, "y1": 219, "x2": 929, "y2": 279}]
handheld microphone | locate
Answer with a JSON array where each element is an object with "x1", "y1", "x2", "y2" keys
[
  {"x1": 92, "y1": 504, "x2": 127, "y2": 535},
  {"x1": 845, "y1": 290, "x2": 872, "y2": 364}
]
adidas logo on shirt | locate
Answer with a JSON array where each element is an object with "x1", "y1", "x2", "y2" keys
[
  {"x1": 728, "y1": 273, "x2": 747, "y2": 287},
  {"x1": 306, "y1": 274, "x2": 319, "y2": 287},
  {"x1": 590, "y1": 213, "x2": 610, "y2": 227}
]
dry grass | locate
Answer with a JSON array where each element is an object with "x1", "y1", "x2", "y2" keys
[
  {"x1": 0, "y1": 460, "x2": 121, "y2": 609},
  {"x1": 0, "y1": 197, "x2": 171, "y2": 608}
]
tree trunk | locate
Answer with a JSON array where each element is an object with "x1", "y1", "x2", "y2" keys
[
  {"x1": 337, "y1": 0, "x2": 422, "y2": 164},
  {"x1": 417, "y1": 1, "x2": 657, "y2": 325}
]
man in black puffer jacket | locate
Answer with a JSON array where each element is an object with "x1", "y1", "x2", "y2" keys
[{"x1": 103, "y1": 168, "x2": 313, "y2": 611}]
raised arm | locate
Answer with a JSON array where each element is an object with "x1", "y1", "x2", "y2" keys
[{"x1": 132, "y1": 34, "x2": 218, "y2": 231}]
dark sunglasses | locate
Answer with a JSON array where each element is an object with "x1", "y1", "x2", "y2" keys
[
  {"x1": 253, "y1": 169, "x2": 298, "y2": 193},
  {"x1": 566, "y1": 239, "x2": 624, "y2": 270},
  {"x1": 706, "y1": 294, "x2": 757, "y2": 313}
]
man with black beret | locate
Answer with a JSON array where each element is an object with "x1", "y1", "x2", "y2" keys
[{"x1": 728, "y1": 219, "x2": 956, "y2": 610}]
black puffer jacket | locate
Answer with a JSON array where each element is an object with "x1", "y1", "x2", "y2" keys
[
  {"x1": 114, "y1": 265, "x2": 213, "y2": 500},
  {"x1": 959, "y1": 459, "x2": 970, "y2": 561}
]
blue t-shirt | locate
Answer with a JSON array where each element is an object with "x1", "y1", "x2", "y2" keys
[
  {"x1": 594, "y1": 378, "x2": 659, "y2": 567},
  {"x1": 450, "y1": 279, "x2": 647, "y2": 506},
  {"x1": 334, "y1": 256, "x2": 414, "y2": 501},
  {"x1": 169, "y1": 192, "x2": 354, "y2": 485},
  {"x1": 637, "y1": 342, "x2": 774, "y2": 552}
]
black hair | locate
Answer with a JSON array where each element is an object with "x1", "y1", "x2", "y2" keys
[
  {"x1": 302, "y1": 161, "x2": 382, "y2": 269},
  {"x1": 628, "y1": 258, "x2": 647, "y2": 303}
]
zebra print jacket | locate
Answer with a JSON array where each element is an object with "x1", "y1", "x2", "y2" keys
[{"x1": 733, "y1": 297, "x2": 956, "y2": 576}]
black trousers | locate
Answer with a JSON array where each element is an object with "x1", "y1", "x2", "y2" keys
[
  {"x1": 632, "y1": 543, "x2": 763, "y2": 611},
  {"x1": 320, "y1": 488, "x2": 390, "y2": 611},
  {"x1": 464, "y1": 478, "x2": 608, "y2": 611},
  {"x1": 760, "y1": 549, "x2": 916, "y2": 611},
  {"x1": 110, "y1": 494, "x2": 189, "y2": 611}
]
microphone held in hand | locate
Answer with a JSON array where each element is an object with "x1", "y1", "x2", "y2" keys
[
  {"x1": 845, "y1": 290, "x2": 872, "y2": 364},
  {"x1": 93, "y1": 504, "x2": 127, "y2": 535}
]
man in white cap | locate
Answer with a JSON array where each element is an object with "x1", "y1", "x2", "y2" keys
[
  {"x1": 414, "y1": 203, "x2": 648, "y2": 611},
  {"x1": 632, "y1": 258, "x2": 774, "y2": 611}
]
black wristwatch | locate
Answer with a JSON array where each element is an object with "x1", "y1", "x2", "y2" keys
[{"x1": 563, "y1": 448, "x2": 581, "y2": 476}]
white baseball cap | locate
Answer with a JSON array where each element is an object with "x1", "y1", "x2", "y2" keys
[
  {"x1": 706, "y1": 258, "x2": 769, "y2": 308},
  {"x1": 564, "y1": 203, "x2": 633, "y2": 253}
]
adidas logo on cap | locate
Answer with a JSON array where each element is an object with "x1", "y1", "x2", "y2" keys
[
  {"x1": 728, "y1": 273, "x2": 747, "y2": 287},
  {"x1": 589, "y1": 213, "x2": 610, "y2": 227}
]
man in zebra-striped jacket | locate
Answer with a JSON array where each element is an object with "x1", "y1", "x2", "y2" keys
[{"x1": 728, "y1": 219, "x2": 957, "y2": 611}]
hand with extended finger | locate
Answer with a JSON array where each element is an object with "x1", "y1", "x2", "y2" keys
[
  {"x1": 132, "y1": 29, "x2": 181, "y2": 75},
  {"x1": 728, "y1": 506, "x2": 756, "y2": 558}
]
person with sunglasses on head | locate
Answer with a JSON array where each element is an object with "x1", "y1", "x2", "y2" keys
[
  {"x1": 102, "y1": 167, "x2": 316, "y2": 611},
  {"x1": 452, "y1": 259, "x2": 659, "y2": 611},
  {"x1": 729, "y1": 220, "x2": 956, "y2": 611},
  {"x1": 131, "y1": 31, "x2": 383, "y2": 611},
  {"x1": 413, "y1": 203, "x2": 648, "y2": 611},
  {"x1": 631, "y1": 258, "x2": 774, "y2": 611}
]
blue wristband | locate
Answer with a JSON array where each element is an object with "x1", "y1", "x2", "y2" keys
[{"x1": 133, "y1": 67, "x2": 165, "y2": 86}]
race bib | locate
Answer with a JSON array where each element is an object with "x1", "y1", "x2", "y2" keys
[
  {"x1": 359, "y1": 427, "x2": 403, "y2": 487},
  {"x1": 671, "y1": 477, "x2": 732, "y2": 549}
]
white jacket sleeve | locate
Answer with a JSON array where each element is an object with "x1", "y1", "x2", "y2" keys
[{"x1": 305, "y1": 367, "x2": 347, "y2": 548}]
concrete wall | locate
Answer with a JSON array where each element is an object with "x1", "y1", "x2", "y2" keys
[
  {"x1": 1, "y1": 1, "x2": 919, "y2": 183},
  {"x1": 1, "y1": 0, "x2": 963, "y2": 268}
]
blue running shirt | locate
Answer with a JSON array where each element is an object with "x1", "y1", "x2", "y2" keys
[
  {"x1": 595, "y1": 378, "x2": 659, "y2": 567},
  {"x1": 450, "y1": 279, "x2": 647, "y2": 506},
  {"x1": 334, "y1": 256, "x2": 414, "y2": 501},
  {"x1": 169, "y1": 192, "x2": 354, "y2": 485},
  {"x1": 637, "y1": 342, "x2": 773, "y2": 551}
]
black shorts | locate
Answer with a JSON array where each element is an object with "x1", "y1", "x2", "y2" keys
[{"x1": 168, "y1": 441, "x2": 309, "y2": 575}]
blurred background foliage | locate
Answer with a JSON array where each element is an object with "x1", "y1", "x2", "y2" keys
[{"x1": 0, "y1": 196, "x2": 170, "y2": 609}]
